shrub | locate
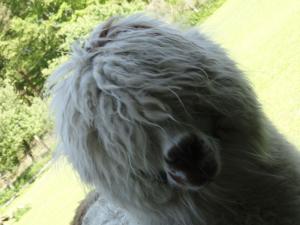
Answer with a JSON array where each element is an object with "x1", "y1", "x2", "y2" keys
[{"x1": 0, "y1": 82, "x2": 51, "y2": 174}]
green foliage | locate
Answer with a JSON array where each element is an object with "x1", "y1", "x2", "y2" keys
[
  {"x1": 0, "y1": 82, "x2": 51, "y2": 173},
  {"x1": 0, "y1": 4, "x2": 11, "y2": 73},
  {"x1": 1, "y1": 0, "x2": 87, "y2": 20},
  {"x1": 1, "y1": 18, "x2": 61, "y2": 98},
  {"x1": 0, "y1": 3, "x2": 11, "y2": 34},
  {"x1": 186, "y1": 0, "x2": 226, "y2": 25},
  {"x1": 0, "y1": 1, "x2": 86, "y2": 99}
]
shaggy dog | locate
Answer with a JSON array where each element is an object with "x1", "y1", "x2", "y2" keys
[{"x1": 48, "y1": 15, "x2": 300, "y2": 225}]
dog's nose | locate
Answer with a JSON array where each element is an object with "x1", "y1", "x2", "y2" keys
[
  {"x1": 165, "y1": 133, "x2": 204, "y2": 165},
  {"x1": 164, "y1": 133, "x2": 220, "y2": 189}
]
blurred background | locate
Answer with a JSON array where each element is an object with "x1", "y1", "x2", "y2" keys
[{"x1": 0, "y1": 0, "x2": 299, "y2": 224}]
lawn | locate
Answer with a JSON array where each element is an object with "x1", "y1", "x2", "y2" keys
[
  {"x1": 201, "y1": 0, "x2": 300, "y2": 148},
  {"x1": 3, "y1": 0, "x2": 300, "y2": 224},
  {"x1": 2, "y1": 160, "x2": 86, "y2": 225}
]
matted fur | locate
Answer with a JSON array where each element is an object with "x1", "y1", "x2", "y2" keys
[{"x1": 48, "y1": 15, "x2": 300, "y2": 225}]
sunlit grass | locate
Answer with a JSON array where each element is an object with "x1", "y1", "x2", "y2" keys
[
  {"x1": 202, "y1": 0, "x2": 300, "y2": 148},
  {"x1": 0, "y1": 154, "x2": 51, "y2": 207},
  {"x1": 3, "y1": 161, "x2": 86, "y2": 225}
]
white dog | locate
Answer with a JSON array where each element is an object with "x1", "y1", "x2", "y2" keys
[{"x1": 48, "y1": 15, "x2": 300, "y2": 225}]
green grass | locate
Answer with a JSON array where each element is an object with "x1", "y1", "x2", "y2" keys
[
  {"x1": 202, "y1": 0, "x2": 300, "y2": 148},
  {"x1": 1, "y1": 161, "x2": 86, "y2": 225},
  {"x1": 13, "y1": 205, "x2": 31, "y2": 222},
  {"x1": 0, "y1": 154, "x2": 51, "y2": 206}
]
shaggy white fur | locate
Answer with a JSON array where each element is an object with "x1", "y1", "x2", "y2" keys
[
  {"x1": 81, "y1": 195, "x2": 131, "y2": 225},
  {"x1": 48, "y1": 15, "x2": 300, "y2": 225}
]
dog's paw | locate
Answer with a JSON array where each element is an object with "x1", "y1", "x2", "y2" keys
[{"x1": 164, "y1": 133, "x2": 220, "y2": 190}]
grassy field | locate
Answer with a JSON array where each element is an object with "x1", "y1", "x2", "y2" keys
[
  {"x1": 2, "y1": 0, "x2": 299, "y2": 224},
  {"x1": 2, "y1": 161, "x2": 86, "y2": 225},
  {"x1": 202, "y1": 0, "x2": 300, "y2": 148}
]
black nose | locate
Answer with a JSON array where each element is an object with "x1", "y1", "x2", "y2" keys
[
  {"x1": 165, "y1": 133, "x2": 205, "y2": 165},
  {"x1": 165, "y1": 133, "x2": 220, "y2": 187}
]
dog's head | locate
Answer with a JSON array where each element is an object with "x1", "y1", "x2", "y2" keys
[{"x1": 48, "y1": 15, "x2": 262, "y2": 212}]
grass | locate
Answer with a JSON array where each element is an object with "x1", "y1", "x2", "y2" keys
[
  {"x1": 1, "y1": 160, "x2": 86, "y2": 225},
  {"x1": 202, "y1": 0, "x2": 300, "y2": 148},
  {"x1": 13, "y1": 205, "x2": 31, "y2": 222},
  {"x1": 0, "y1": 154, "x2": 51, "y2": 206}
]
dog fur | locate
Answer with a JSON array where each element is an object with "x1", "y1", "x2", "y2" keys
[{"x1": 48, "y1": 15, "x2": 300, "y2": 225}]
